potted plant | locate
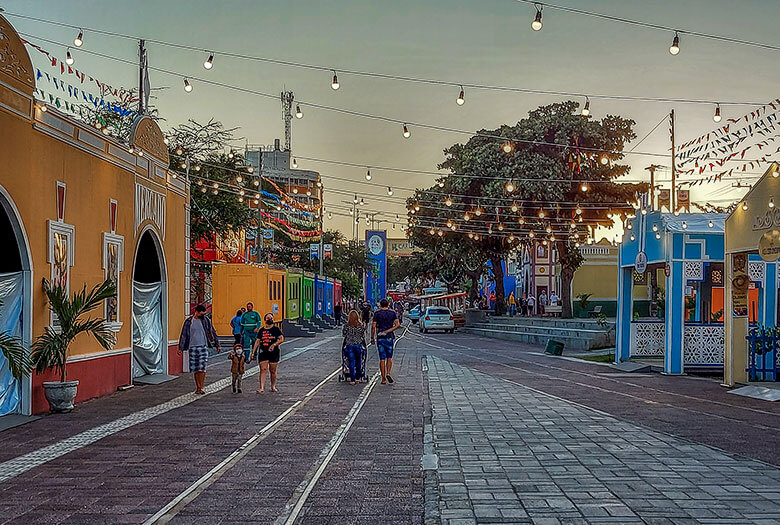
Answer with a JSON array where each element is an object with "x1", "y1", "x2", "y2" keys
[
  {"x1": 32, "y1": 278, "x2": 116, "y2": 413},
  {"x1": 576, "y1": 293, "x2": 592, "y2": 318},
  {"x1": 655, "y1": 289, "x2": 666, "y2": 319}
]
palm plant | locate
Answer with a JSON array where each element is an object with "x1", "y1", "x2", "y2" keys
[
  {"x1": 0, "y1": 300, "x2": 32, "y2": 380},
  {"x1": 32, "y1": 279, "x2": 117, "y2": 383}
]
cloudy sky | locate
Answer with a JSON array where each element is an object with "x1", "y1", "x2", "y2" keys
[{"x1": 6, "y1": 0, "x2": 780, "y2": 239}]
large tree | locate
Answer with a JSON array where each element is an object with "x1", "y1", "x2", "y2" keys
[{"x1": 410, "y1": 101, "x2": 646, "y2": 317}]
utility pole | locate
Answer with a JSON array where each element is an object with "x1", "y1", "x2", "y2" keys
[
  {"x1": 670, "y1": 110, "x2": 677, "y2": 212},
  {"x1": 138, "y1": 40, "x2": 146, "y2": 114},
  {"x1": 645, "y1": 164, "x2": 662, "y2": 211}
]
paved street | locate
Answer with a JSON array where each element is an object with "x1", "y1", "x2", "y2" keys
[{"x1": 1, "y1": 325, "x2": 780, "y2": 524}]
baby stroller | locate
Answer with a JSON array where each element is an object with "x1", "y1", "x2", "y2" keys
[{"x1": 338, "y1": 339, "x2": 369, "y2": 382}]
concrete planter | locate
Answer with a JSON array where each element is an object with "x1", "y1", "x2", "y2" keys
[
  {"x1": 464, "y1": 309, "x2": 488, "y2": 327},
  {"x1": 42, "y1": 380, "x2": 79, "y2": 413}
]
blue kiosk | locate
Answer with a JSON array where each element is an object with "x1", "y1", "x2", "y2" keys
[
  {"x1": 616, "y1": 209, "x2": 726, "y2": 374},
  {"x1": 325, "y1": 277, "x2": 334, "y2": 315},
  {"x1": 314, "y1": 274, "x2": 326, "y2": 316}
]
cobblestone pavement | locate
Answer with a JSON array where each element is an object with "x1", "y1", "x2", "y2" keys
[
  {"x1": 1, "y1": 325, "x2": 780, "y2": 524},
  {"x1": 426, "y1": 355, "x2": 780, "y2": 525}
]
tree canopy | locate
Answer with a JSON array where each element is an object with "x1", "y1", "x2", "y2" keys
[{"x1": 408, "y1": 100, "x2": 647, "y2": 317}]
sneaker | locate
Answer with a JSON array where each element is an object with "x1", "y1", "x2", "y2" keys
[
  {"x1": 232, "y1": 386, "x2": 236, "y2": 393},
  {"x1": 387, "y1": 375, "x2": 394, "y2": 384}
]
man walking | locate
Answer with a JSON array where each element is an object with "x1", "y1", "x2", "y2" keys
[
  {"x1": 527, "y1": 293, "x2": 536, "y2": 316},
  {"x1": 334, "y1": 302, "x2": 343, "y2": 325},
  {"x1": 178, "y1": 304, "x2": 220, "y2": 394},
  {"x1": 371, "y1": 299, "x2": 401, "y2": 385},
  {"x1": 241, "y1": 302, "x2": 261, "y2": 364},
  {"x1": 539, "y1": 290, "x2": 548, "y2": 316}
]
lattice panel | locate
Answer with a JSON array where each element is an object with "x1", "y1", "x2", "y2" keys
[
  {"x1": 749, "y1": 261, "x2": 765, "y2": 283},
  {"x1": 683, "y1": 325, "x2": 724, "y2": 365},
  {"x1": 683, "y1": 261, "x2": 704, "y2": 282},
  {"x1": 630, "y1": 322, "x2": 665, "y2": 357},
  {"x1": 711, "y1": 269, "x2": 723, "y2": 286}
]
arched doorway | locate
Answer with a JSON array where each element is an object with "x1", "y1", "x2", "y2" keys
[
  {"x1": 132, "y1": 228, "x2": 167, "y2": 380},
  {"x1": 0, "y1": 186, "x2": 32, "y2": 416}
]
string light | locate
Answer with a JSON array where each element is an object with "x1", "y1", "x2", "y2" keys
[
  {"x1": 600, "y1": 155, "x2": 609, "y2": 165},
  {"x1": 414, "y1": 204, "x2": 420, "y2": 211},
  {"x1": 531, "y1": 5, "x2": 543, "y2": 31},
  {"x1": 708, "y1": 220, "x2": 714, "y2": 228},
  {"x1": 184, "y1": 78, "x2": 193, "y2": 92},
  {"x1": 505, "y1": 180, "x2": 515, "y2": 193},
  {"x1": 437, "y1": 230, "x2": 444, "y2": 237},
  {"x1": 630, "y1": 234, "x2": 635, "y2": 241},
  {"x1": 73, "y1": 30, "x2": 83, "y2": 47},
  {"x1": 38, "y1": 103, "x2": 47, "y2": 112},
  {"x1": 295, "y1": 105, "x2": 303, "y2": 118},
  {"x1": 65, "y1": 49, "x2": 74, "y2": 65},
  {"x1": 293, "y1": 188, "x2": 299, "y2": 194},
  {"x1": 403, "y1": 123, "x2": 411, "y2": 138},
  {"x1": 228, "y1": 149, "x2": 234, "y2": 159},
  {"x1": 742, "y1": 202, "x2": 748, "y2": 210},
  {"x1": 438, "y1": 180, "x2": 445, "y2": 188},
  {"x1": 366, "y1": 169, "x2": 372, "y2": 181},
  {"x1": 575, "y1": 205, "x2": 582, "y2": 215},
  {"x1": 445, "y1": 196, "x2": 453, "y2": 207},
  {"x1": 510, "y1": 203, "x2": 518, "y2": 212},
  {"x1": 247, "y1": 166, "x2": 254, "y2": 173},
  {"x1": 652, "y1": 224, "x2": 658, "y2": 232},
  {"x1": 580, "y1": 182, "x2": 589, "y2": 192},
  {"x1": 236, "y1": 175, "x2": 243, "y2": 183},
  {"x1": 581, "y1": 97, "x2": 590, "y2": 116},
  {"x1": 770, "y1": 198, "x2": 775, "y2": 209},
  {"x1": 395, "y1": 214, "x2": 400, "y2": 222},
  {"x1": 203, "y1": 53, "x2": 214, "y2": 70},
  {"x1": 474, "y1": 208, "x2": 482, "y2": 216},
  {"x1": 669, "y1": 32, "x2": 680, "y2": 55},
  {"x1": 331, "y1": 70, "x2": 340, "y2": 90},
  {"x1": 518, "y1": 217, "x2": 525, "y2": 225},
  {"x1": 387, "y1": 186, "x2": 393, "y2": 196},
  {"x1": 456, "y1": 86, "x2": 465, "y2": 105},
  {"x1": 463, "y1": 212, "x2": 471, "y2": 221},
  {"x1": 328, "y1": 212, "x2": 333, "y2": 220},
  {"x1": 626, "y1": 223, "x2": 632, "y2": 230},
  {"x1": 529, "y1": 231, "x2": 535, "y2": 238},
  {"x1": 175, "y1": 147, "x2": 184, "y2": 155},
  {"x1": 655, "y1": 231, "x2": 661, "y2": 239},
  {"x1": 682, "y1": 221, "x2": 688, "y2": 229},
  {"x1": 713, "y1": 104, "x2": 722, "y2": 122},
  {"x1": 360, "y1": 198, "x2": 366, "y2": 206},
  {"x1": 502, "y1": 142, "x2": 513, "y2": 153},
  {"x1": 673, "y1": 210, "x2": 680, "y2": 216},
  {"x1": 429, "y1": 229, "x2": 435, "y2": 235},
  {"x1": 641, "y1": 208, "x2": 647, "y2": 215},
  {"x1": 292, "y1": 158, "x2": 298, "y2": 168},
  {"x1": 498, "y1": 223, "x2": 504, "y2": 231},
  {"x1": 538, "y1": 210, "x2": 545, "y2": 218},
  {"x1": 253, "y1": 180, "x2": 260, "y2": 186}
]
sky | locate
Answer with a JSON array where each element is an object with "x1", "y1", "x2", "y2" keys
[{"x1": 5, "y1": 0, "x2": 780, "y2": 241}]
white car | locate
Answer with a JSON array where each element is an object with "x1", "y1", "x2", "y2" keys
[{"x1": 419, "y1": 306, "x2": 455, "y2": 334}]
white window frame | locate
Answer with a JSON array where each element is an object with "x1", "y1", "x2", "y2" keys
[
  {"x1": 47, "y1": 219, "x2": 75, "y2": 329},
  {"x1": 102, "y1": 232, "x2": 125, "y2": 332}
]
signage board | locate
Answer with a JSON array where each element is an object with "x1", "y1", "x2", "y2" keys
[
  {"x1": 758, "y1": 230, "x2": 780, "y2": 261},
  {"x1": 634, "y1": 251, "x2": 648, "y2": 274},
  {"x1": 364, "y1": 230, "x2": 387, "y2": 306}
]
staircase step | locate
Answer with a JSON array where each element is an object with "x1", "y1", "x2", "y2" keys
[{"x1": 462, "y1": 326, "x2": 613, "y2": 351}]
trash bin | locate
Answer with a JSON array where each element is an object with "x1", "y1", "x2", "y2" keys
[{"x1": 545, "y1": 339, "x2": 564, "y2": 356}]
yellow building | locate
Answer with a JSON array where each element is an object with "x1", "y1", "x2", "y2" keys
[
  {"x1": 0, "y1": 14, "x2": 189, "y2": 415},
  {"x1": 571, "y1": 239, "x2": 619, "y2": 316}
]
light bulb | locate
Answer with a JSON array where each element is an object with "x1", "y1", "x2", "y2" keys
[
  {"x1": 509, "y1": 234, "x2": 515, "y2": 242},
  {"x1": 293, "y1": 188, "x2": 299, "y2": 194},
  {"x1": 395, "y1": 214, "x2": 400, "y2": 222},
  {"x1": 236, "y1": 175, "x2": 243, "y2": 183},
  {"x1": 414, "y1": 204, "x2": 420, "y2": 211},
  {"x1": 713, "y1": 104, "x2": 721, "y2": 122},
  {"x1": 529, "y1": 231, "x2": 535, "y2": 238},
  {"x1": 238, "y1": 196, "x2": 244, "y2": 203},
  {"x1": 429, "y1": 229, "x2": 435, "y2": 235},
  {"x1": 446, "y1": 220, "x2": 453, "y2": 228},
  {"x1": 708, "y1": 220, "x2": 714, "y2": 228},
  {"x1": 682, "y1": 221, "x2": 688, "y2": 229},
  {"x1": 175, "y1": 147, "x2": 184, "y2": 155},
  {"x1": 387, "y1": 187, "x2": 393, "y2": 196},
  {"x1": 531, "y1": 7, "x2": 543, "y2": 31},
  {"x1": 463, "y1": 213, "x2": 471, "y2": 221},
  {"x1": 655, "y1": 231, "x2": 661, "y2": 239},
  {"x1": 511, "y1": 203, "x2": 518, "y2": 212},
  {"x1": 137, "y1": 149, "x2": 144, "y2": 157},
  {"x1": 184, "y1": 78, "x2": 193, "y2": 92},
  {"x1": 641, "y1": 208, "x2": 647, "y2": 215},
  {"x1": 456, "y1": 86, "x2": 465, "y2": 106},
  {"x1": 576, "y1": 205, "x2": 582, "y2": 215},
  {"x1": 295, "y1": 105, "x2": 304, "y2": 119},
  {"x1": 438, "y1": 181, "x2": 445, "y2": 188},
  {"x1": 518, "y1": 217, "x2": 525, "y2": 225},
  {"x1": 228, "y1": 150, "x2": 234, "y2": 159},
  {"x1": 349, "y1": 208, "x2": 354, "y2": 215},
  {"x1": 438, "y1": 230, "x2": 444, "y2": 237},
  {"x1": 247, "y1": 166, "x2": 254, "y2": 173},
  {"x1": 538, "y1": 210, "x2": 545, "y2": 218},
  {"x1": 204, "y1": 54, "x2": 214, "y2": 70},
  {"x1": 652, "y1": 224, "x2": 658, "y2": 232},
  {"x1": 403, "y1": 124, "x2": 411, "y2": 138},
  {"x1": 445, "y1": 197, "x2": 453, "y2": 207},
  {"x1": 38, "y1": 104, "x2": 47, "y2": 112},
  {"x1": 774, "y1": 167, "x2": 780, "y2": 178},
  {"x1": 469, "y1": 233, "x2": 474, "y2": 239},
  {"x1": 546, "y1": 225, "x2": 552, "y2": 234},
  {"x1": 543, "y1": 240, "x2": 548, "y2": 246},
  {"x1": 600, "y1": 155, "x2": 608, "y2": 165},
  {"x1": 212, "y1": 189, "x2": 219, "y2": 195},
  {"x1": 253, "y1": 180, "x2": 260, "y2": 186},
  {"x1": 505, "y1": 181, "x2": 515, "y2": 193},
  {"x1": 74, "y1": 30, "x2": 84, "y2": 47},
  {"x1": 742, "y1": 202, "x2": 748, "y2": 211},
  {"x1": 163, "y1": 138, "x2": 169, "y2": 145},
  {"x1": 475, "y1": 208, "x2": 482, "y2": 216},
  {"x1": 770, "y1": 198, "x2": 775, "y2": 209},
  {"x1": 254, "y1": 199, "x2": 259, "y2": 205},
  {"x1": 306, "y1": 190, "x2": 312, "y2": 196},
  {"x1": 360, "y1": 198, "x2": 365, "y2": 206},
  {"x1": 200, "y1": 187, "x2": 207, "y2": 193},
  {"x1": 627, "y1": 223, "x2": 632, "y2": 230},
  {"x1": 498, "y1": 223, "x2": 504, "y2": 231},
  {"x1": 502, "y1": 142, "x2": 513, "y2": 153},
  {"x1": 630, "y1": 234, "x2": 635, "y2": 241},
  {"x1": 66, "y1": 50, "x2": 74, "y2": 65},
  {"x1": 331, "y1": 71, "x2": 340, "y2": 90},
  {"x1": 669, "y1": 32, "x2": 680, "y2": 55},
  {"x1": 328, "y1": 212, "x2": 333, "y2": 220},
  {"x1": 580, "y1": 182, "x2": 589, "y2": 192},
  {"x1": 582, "y1": 98, "x2": 590, "y2": 116},
  {"x1": 366, "y1": 169, "x2": 372, "y2": 181},
  {"x1": 292, "y1": 158, "x2": 298, "y2": 168},
  {"x1": 674, "y1": 210, "x2": 680, "y2": 216}
]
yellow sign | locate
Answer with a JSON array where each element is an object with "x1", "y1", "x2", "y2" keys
[{"x1": 758, "y1": 229, "x2": 780, "y2": 261}]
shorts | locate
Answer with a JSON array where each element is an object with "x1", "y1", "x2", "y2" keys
[
  {"x1": 257, "y1": 348, "x2": 281, "y2": 363},
  {"x1": 189, "y1": 346, "x2": 208, "y2": 372},
  {"x1": 376, "y1": 338, "x2": 394, "y2": 360}
]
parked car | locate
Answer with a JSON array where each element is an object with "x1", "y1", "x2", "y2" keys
[
  {"x1": 419, "y1": 306, "x2": 455, "y2": 334},
  {"x1": 408, "y1": 305, "x2": 422, "y2": 324}
]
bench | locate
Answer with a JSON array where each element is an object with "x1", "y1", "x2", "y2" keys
[
  {"x1": 545, "y1": 305, "x2": 562, "y2": 317},
  {"x1": 588, "y1": 305, "x2": 603, "y2": 318}
]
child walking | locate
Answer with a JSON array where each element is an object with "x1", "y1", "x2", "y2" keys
[{"x1": 229, "y1": 343, "x2": 246, "y2": 393}]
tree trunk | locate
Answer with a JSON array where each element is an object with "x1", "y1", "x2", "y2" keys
[
  {"x1": 466, "y1": 270, "x2": 480, "y2": 305},
  {"x1": 560, "y1": 266, "x2": 575, "y2": 318},
  {"x1": 491, "y1": 256, "x2": 506, "y2": 315}
]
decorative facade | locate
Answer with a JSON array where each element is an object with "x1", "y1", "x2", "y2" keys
[{"x1": 0, "y1": 13, "x2": 189, "y2": 415}]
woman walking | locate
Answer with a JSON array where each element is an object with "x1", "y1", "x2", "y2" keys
[
  {"x1": 342, "y1": 310, "x2": 366, "y2": 384},
  {"x1": 251, "y1": 313, "x2": 284, "y2": 393}
]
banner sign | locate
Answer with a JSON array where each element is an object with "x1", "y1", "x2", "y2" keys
[
  {"x1": 262, "y1": 228, "x2": 274, "y2": 249},
  {"x1": 364, "y1": 230, "x2": 387, "y2": 306},
  {"x1": 324, "y1": 243, "x2": 333, "y2": 259},
  {"x1": 310, "y1": 243, "x2": 320, "y2": 260}
]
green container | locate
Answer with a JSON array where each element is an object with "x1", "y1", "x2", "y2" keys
[{"x1": 545, "y1": 339, "x2": 564, "y2": 356}]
